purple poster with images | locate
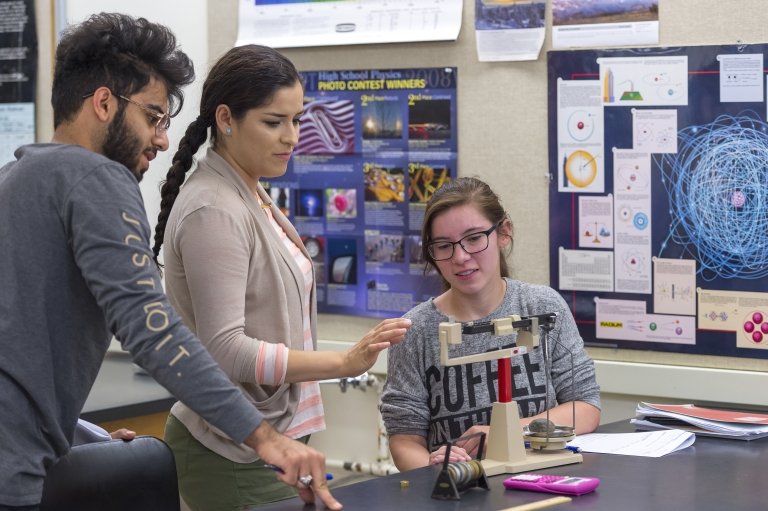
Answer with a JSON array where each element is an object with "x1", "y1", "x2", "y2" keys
[{"x1": 264, "y1": 67, "x2": 457, "y2": 317}]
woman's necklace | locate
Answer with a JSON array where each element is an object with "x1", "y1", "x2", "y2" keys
[{"x1": 253, "y1": 190, "x2": 272, "y2": 209}]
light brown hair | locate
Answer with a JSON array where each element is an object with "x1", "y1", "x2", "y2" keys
[{"x1": 421, "y1": 176, "x2": 513, "y2": 289}]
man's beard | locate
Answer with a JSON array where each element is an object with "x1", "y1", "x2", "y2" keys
[{"x1": 102, "y1": 107, "x2": 144, "y2": 182}]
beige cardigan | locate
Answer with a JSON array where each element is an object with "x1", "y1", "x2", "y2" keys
[{"x1": 163, "y1": 148, "x2": 316, "y2": 462}]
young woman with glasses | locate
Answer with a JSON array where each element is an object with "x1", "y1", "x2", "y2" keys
[{"x1": 380, "y1": 176, "x2": 601, "y2": 471}]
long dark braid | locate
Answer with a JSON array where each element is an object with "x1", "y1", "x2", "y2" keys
[{"x1": 151, "y1": 117, "x2": 209, "y2": 264}]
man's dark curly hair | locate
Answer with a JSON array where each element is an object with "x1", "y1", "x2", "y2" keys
[{"x1": 52, "y1": 12, "x2": 195, "y2": 128}]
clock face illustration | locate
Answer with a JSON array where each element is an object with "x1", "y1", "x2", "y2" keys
[{"x1": 565, "y1": 150, "x2": 598, "y2": 188}]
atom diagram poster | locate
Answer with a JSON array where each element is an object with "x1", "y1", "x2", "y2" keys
[{"x1": 548, "y1": 44, "x2": 768, "y2": 359}]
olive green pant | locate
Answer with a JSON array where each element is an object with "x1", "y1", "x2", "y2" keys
[{"x1": 165, "y1": 414, "x2": 301, "y2": 511}]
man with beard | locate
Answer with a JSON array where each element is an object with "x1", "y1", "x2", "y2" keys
[{"x1": 0, "y1": 13, "x2": 342, "y2": 511}]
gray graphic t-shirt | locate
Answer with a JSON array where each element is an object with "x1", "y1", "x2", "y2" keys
[{"x1": 381, "y1": 279, "x2": 600, "y2": 450}]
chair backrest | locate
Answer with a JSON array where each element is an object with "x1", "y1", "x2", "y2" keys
[{"x1": 40, "y1": 436, "x2": 180, "y2": 511}]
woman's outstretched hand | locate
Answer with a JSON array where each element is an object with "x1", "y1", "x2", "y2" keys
[{"x1": 342, "y1": 318, "x2": 411, "y2": 376}]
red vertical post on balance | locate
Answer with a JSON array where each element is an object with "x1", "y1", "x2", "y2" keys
[{"x1": 498, "y1": 357, "x2": 512, "y2": 403}]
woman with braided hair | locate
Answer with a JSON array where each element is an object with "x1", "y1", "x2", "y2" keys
[{"x1": 152, "y1": 45, "x2": 410, "y2": 510}]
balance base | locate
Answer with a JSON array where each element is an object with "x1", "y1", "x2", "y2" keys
[{"x1": 482, "y1": 400, "x2": 582, "y2": 477}]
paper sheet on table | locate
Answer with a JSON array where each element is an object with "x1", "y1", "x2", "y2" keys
[{"x1": 568, "y1": 429, "x2": 695, "y2": 457}]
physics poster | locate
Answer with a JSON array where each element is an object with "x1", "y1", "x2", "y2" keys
[{"x1": 266, "y1": 67, "x2": 457, "y2": 317}]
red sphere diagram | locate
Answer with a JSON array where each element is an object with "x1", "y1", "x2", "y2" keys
[{"x1": 742, "y1": 311, "x2": 768, "y2": 344}]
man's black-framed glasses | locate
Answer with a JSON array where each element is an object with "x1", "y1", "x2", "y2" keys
[
  {"x1": 427, "y1": 222, "x2": 502, "y2": 261},
  {"x1": 82, "y1": 90, "x2": 171, "y2": 134}
]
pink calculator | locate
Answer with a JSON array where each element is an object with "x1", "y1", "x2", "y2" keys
[{"x1": 503, "y1": 473, "x2": 600, "y2": 496}]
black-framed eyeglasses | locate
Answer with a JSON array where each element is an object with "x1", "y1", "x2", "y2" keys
[
  {"x1": 427, "y1": 222, "x2": 502, "y2": 261},
  {"x1": 82, "y1": 90, "x2": 171, "y2": 134}
]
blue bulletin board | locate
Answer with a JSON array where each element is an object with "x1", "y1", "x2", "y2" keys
[
  {"x1": 547, "y1": 43, "x2": 768, "y2": 359},
  {"x1": 265, "y1": 67, "x2": 455, "y2": 318}
]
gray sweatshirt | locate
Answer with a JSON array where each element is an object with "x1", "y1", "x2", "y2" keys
[
  {"x1": 380, "y1": 278, "x2": 600, "y2": 451},
  {"x1": 0, "y1": 144, "x2": 263, "y2": 506}
]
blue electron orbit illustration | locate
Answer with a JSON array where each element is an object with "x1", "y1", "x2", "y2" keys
[
  {"x1": 633, "y1": 212, "x2": 649, "y2": 230},
  {"x1": 656, "y1": 112, "x2": 768, "y2": 280}
]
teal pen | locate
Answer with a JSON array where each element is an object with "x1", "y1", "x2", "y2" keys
[{"x1": 263, "y1": 464, "x2": 334, "y2": 481}]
